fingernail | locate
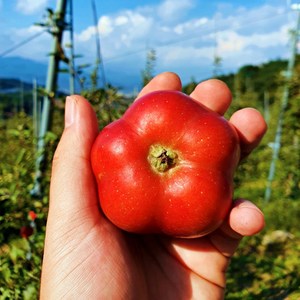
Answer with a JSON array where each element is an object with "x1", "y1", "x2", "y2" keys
[
  {"x1": 234, "y1": 199, "x2": 264, "y2": 215},
  {"x1": 65, "y1": 96, "x2": 76, "y2": 127}
]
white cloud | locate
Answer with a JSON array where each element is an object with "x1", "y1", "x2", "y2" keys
[
  {"x1": 99, "y1": 16, "x2": 114, "y2": 37},
  {"x1": 76, "y1": 26, "x2": 95, "y2": 43},
  {"x1": 159, "y1": 45, "x2": 213, "y2": 65},
  {"x1": 76, "y1": 16, "x2": 114, "y2": 42},
  {"x1": 217, "y1": 31, "x2": 245, "y2": 53},
  {"x1": 2, "y1": 24, "x2": 51, "y2": 62},
  {"x1": 157, "y1": 0, "x2": 194, "y2": 22},
  {"x1": 76, "y1": 10, "x2": 153, "y2": 57},
  {"x1": 174, "y1": 18, "x2": 208, "y2": 35},
  {"x1": 16, "y1": 0, "x2": 49, "y2": 15},
  {"x1": 14, "y1": 24, "x2": 44, "y2": 36},
  {"x1": 115, "y1": 16, "x2": 128, "y2": 26},
  {"x1": 216, "y1": 25, "x2": 290, "y2": 55}
]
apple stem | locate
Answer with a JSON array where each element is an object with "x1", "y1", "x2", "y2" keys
[{"x1": 148, "y1": 144, "x2": 178, "y2": 173}]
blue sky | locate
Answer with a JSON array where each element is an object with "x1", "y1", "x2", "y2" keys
[{"x1": 0, "y1": 0, "x2": 299, "y2": 90}]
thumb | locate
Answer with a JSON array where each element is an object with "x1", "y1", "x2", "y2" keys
[
  {"x1": 49, "y1": 95, "x2": 99, "y2": 217},
  {"x1": 41, "y1": 96, "x2": 100, "y2": 295}
]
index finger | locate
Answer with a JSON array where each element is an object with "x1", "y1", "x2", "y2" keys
[{"x1": 137, "y1": 72, "x2": 182, "y2": 99}]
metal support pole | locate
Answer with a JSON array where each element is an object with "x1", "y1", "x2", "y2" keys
[
  {"x1": 31, "y1": 0, "x2": 68, "y2": 198},
  {"x1": 91, "y1": 0, "x2": 106, "y2": 87},
  {"x1": 32, "y1": 78, "x2": 39, "y2": 142},
  {"x1": 20, "y1": 80, "x2": 24, "y2": 112},
  {"x1": 264, "y1": 7, "x2": 300, "y2": 202},
  {"x1": 68, "y1": 0, "x2": 75, "y2": 94}
]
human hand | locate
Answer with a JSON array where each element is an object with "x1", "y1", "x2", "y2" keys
[{"x1": 40, "y1": 72, "x2": 267, "y2": 300}]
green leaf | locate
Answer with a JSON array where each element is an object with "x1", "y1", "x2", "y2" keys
[
  {"x1": 1, "y1": 262, "x2": 12, "y2": 284},
  {"x1": 16, "y1": 149, "x2": 26, "y2": 165},
  {"x1": 23, "y1": 284, "x2": 37, "y2": 300}
]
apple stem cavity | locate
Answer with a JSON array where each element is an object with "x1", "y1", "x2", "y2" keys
[{"x1": 148, "y1": 144, "x2": 178, "y2": 173}]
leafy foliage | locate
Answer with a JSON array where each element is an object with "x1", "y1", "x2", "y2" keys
[
  {"x1": 0, "y1": 113, "x2": 54, "y2": 299},
  {"x1": 141, "y1": 48, "x2": 157, "y2": 87},
  {"x1": 224, "y1": 57, "x2": 300, "y2": 299},
  {"x1": 226, "y1": 233, "x2": 300, "y2": 299}
]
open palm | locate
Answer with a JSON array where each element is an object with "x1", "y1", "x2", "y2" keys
[{"x1": 40, "y1": 73, "x2": 266, "y2": 300}]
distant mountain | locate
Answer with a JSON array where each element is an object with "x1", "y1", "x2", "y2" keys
[
  {"x1": 0, "y1": 56, "x2": 140, "y2": 94},
  {"x1": 0, "y1": 78, "x2": 33, "y2": 93},
  {"x1": 0, "y1": 57, "x2": 47, "y2": 85},
  {"x1": 0, "y1": 56, "x2": 74, "y2": 93}
]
